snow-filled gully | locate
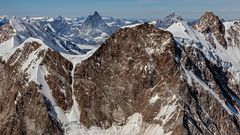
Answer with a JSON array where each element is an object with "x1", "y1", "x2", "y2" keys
[{"x1": 64, "y1": 62, "x2": 82, "y2": 135}]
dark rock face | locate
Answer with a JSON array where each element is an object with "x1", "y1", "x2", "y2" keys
[
  {"x1": 0, "y1": 42, "x2": 63, "y2": 134},
  {"x1": 0, "y1": 41, "x2": 74, "y2": 134},
  {"x1": 42, "y1": 49, "x2": 74, "y2": 111},
  {"x1": 74, "y1": 24, "x2": 183, "y2": 129},
  {"x1": 0, "y1": 81, "x2": 62, "y2": 135},
  {"x1": 0, "y1": 22, "x2": 14, "y2": 44},
  {"x1": 179, "y1": 45, "x2": 240, "y2": 135},
  {"x1": 194, "y1": 11, "x2": 227, "y2": 49},
  {"x1": 226, "y1": 21, "x2": 240, "y2": 47},
  {"x1": 73, "y1": 23, "x2": 240, "y2": 134}
]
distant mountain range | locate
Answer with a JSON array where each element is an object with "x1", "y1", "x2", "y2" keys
[{"x1": 1, "y1": 11, "x2": 236, "y2": 47}]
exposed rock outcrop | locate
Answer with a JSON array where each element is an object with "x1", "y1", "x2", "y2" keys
[
  {"x1": 193, "y1": 11, "x2": 227, "y2": 49},
  {"x1": 74, "y1": 23, "x2": 240, "y2": 134},
  {"x1": 179, "y1": 45, "x2": 240, "y2": 134},
  {"x1": 0, "y1": 22, "x2": 14, "y2": 44},
  {"x1": 0, "y1": 42, "x2": 64, "y2": 134},
  {"x1": 0, "y1": 40, "x2": 74, "y2": 134},
  {"x1": 74, "y1": 23, "x2": 186, "y2": 134},
  {"x1": 226, "y1": 21, "x2": 240, "y2": 48}
]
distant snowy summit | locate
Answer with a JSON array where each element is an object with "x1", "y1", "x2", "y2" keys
[
  {"x1": 80, "y1": 11, "x2": 112, "y2": 35},
  {"x1": 0, "y1": 12, "x2": 203, "y2": 46},
  {"x1": 0, "y1": 11, "x2": 238, "y2": 47},
  {"x1": 155, "y1": 12, "x2": 183, "y2": 28},
  {"x1": 0, "y1": 16, "x2": 9, "y2": 26}
]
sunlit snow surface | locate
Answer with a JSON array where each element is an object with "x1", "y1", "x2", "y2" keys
[
  {"x1": 64, "y1": 113, "x2": 172, "y2": 135},
  {"x1": 167, "y1": 21, "x2": 190, "y2": 38}
]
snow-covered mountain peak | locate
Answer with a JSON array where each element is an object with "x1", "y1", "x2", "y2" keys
[
  {"x1": 165, "y1": 12, "x2": 183, "y2": 21},
  {"x1": 167, "y1": 21, "x2": 191, "y2": 39},
  {"x1": 155, "y1": 12, "x2": 183, "y2": 29},
  {"x1": 55, "y1": 15, "x2": 64, "y2": 21},
  {"x1": 167, "y1": 12, "x2": 176, "y2": 17},
  {"x1": 93, "y1": 11, "x2": 101, "y2": 17},
  {"x1": 80, "y1": 11, "x2": 112, "y2": 40},
  {"x1": 0, "y1": 16, "x2": 9, "y2": 26},
  {"x1": 80, "y1": 11, "x2": 110, "y2": 31},
  {"x1": 47, "y1": 15, "x2": 69, "y2": 34},
  {"x1": 4, "y1": 18, "x2": 85, "y2": 55}
]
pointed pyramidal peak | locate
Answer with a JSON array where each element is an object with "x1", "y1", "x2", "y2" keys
[
  {"x1": 55, "y1": 15, "x2": 65, "y2": 21},
  {"x1": 194, "y1": 11, "x2": 227, "y2": 49},
  {"x1": 168, "y1": 12, "x2": 176, "y2": 17},
  {"x1": 156, "y1": 12, "x2": 183, "y2": 29},
  {"x1": 49, "y1": 15, "x2": 70, "y2": 35},
  {"x1": 81, "y1": 11, "x2": 106, "y2": 29},
  {"x1": 93, "y1": 11, "x2": 100, "y2": 17},
  {"x1": 25, "y1": 16, "x2": 31, "y2": 23},
  {"x1": 80, "y1": 11, "x2": 112, "y2": 35},
  {"x1": 88, "y1": 11, "x2": 102, "y2": 23}
]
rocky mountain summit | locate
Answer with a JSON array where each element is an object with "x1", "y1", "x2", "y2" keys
[
  {"x1": 74, "y1": 23, "x2": 178, "y2": 130},
  {"x1": 80, "y1": 11, "x2": 113, "y2": 38},
  {"x1": 193, "y1": 11, "x2": 227, "y2": 49},
  {"x1": 156, "y1": 12, "x2": 183, "y2": 29},
  {"x1": 0, "y1": 11, "x2": 240, "y2": 135}
]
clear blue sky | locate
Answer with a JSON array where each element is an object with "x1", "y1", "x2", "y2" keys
[{"x1": 1, "y1": 0, "x2": 240, "y2": 19}]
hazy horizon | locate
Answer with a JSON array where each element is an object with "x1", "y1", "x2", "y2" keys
[{"x1": 1, "y1": 0, "x2": 240, "y2": 20}]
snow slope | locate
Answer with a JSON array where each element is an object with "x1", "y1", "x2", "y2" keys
[{"x1": 167, "y1": 18, "x2": 240, "y2": 120}]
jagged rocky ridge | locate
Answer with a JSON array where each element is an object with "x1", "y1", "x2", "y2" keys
[
  {"x1": 0, "y1": 12, "x2": 240, "y2": 135},
  {"x1": 193, "y1": 11, "x2": 227, "y2": 49}
]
